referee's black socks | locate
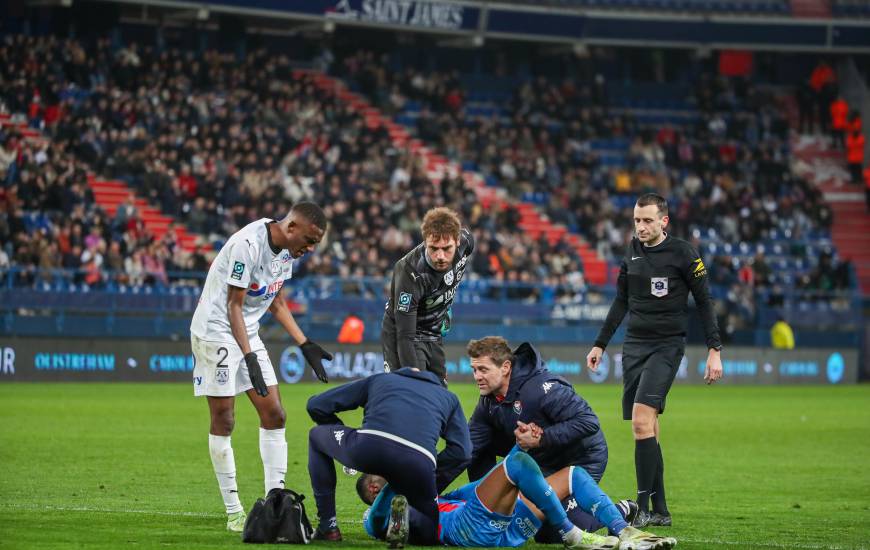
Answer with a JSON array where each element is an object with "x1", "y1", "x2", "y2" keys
[
  {"x1": 634, "y1": 436, "x2": 659, "y2": 512},
  {"x1": 651, "y1": 442, "x2": 669, "y2": 515}
]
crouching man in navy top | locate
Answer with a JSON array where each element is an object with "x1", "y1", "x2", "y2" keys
[
  {"x1": 306, "y1": 368, "x2": 471, "y2": 544},
  {"x1": 466, "y1": 337, "x2": 636, "y2": 541}
]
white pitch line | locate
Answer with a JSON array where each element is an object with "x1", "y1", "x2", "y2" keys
[{"x1": 2, "y1": 504, "x2": 865, "y2": 550}]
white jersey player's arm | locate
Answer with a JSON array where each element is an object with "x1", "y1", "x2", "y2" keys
[
  {"x1": 268, "y1": 287, "x2": 307, "y2": 345},
  {"x1": 227, "y1": 285, "x2": 254, "y2": 354}
]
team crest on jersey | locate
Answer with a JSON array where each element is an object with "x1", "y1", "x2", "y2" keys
[
  {"x1": 444, "y1": 269, "x2": 454, "y2": 286},
  {"x1": 651, "y1": 277, "x2": 668, "y2": 297},
  {"x1": 270, "y1": 259, "x2": 281, "y2": 276},
  {"x1": 215, "y1": 367, "x2": 229, "y2": 385},
  {"x1": 513, "y1": 400, "x2": 522, "y2": 414}
]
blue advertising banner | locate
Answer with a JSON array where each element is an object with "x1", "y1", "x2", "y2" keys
[{"x1": 0, "y1": 338, "x2": 859, "y2": 385}]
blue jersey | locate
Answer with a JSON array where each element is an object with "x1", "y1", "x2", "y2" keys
[{"x1": 365, "y1": 480, "x2": 542, "y2": 548}]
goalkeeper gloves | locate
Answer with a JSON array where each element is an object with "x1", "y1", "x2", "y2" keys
[
  {"x1": 244, "y1": 352, "x2": 269, "y2": 397},
  {"x1": 301, "y1": 340, "x2": 332, "y2": 383}
]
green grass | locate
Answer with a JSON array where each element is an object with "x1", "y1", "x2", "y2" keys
[{"x1": 0, "y1": 383, "x2": 868, "y2": 549}]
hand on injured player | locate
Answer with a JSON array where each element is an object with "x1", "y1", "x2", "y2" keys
[
  {"x1": 301, "y1": 340, "x2": 333, "y2": 383},
  {"x1": 514, "y1": 421, "x2": 543, "y2": 450}
]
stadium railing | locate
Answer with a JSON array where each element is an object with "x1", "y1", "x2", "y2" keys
[{"x1": 0, "y1": 268, "x2": 861, "y2": 346}]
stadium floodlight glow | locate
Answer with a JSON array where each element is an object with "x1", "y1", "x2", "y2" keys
[
  {"x1": 196, "y1": 7, "x2": 209, "y2": 21},
  {"x1": 323, "y1": 20, "x2": 336, "y2": 33}
]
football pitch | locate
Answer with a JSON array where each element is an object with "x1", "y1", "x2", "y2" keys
[{"x1": 0, "y1": 383, "x2": 868, "y2": 549}]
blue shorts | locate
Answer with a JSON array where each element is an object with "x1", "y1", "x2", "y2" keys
[{"x1": 438, "y1": 479, "x2": 542, "y2": 547}]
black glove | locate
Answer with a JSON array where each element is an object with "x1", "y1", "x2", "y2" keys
[
  {"x1": 300, "y1": 340, "x2": 332, "y2": 383},
  {"x1": 244, "y1": 352, "x2": 268, "y2": 397}
]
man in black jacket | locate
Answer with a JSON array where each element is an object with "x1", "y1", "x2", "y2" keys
[
  {"x1": 466, "y1": 337, "x2": 630, "y2": 541},
  {"x1": 306, "y1": 368, "x2": 471, "y2": 545}
]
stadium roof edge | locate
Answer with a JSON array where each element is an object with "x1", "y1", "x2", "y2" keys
[{"x1": 85, "y1": 0, "x2": 870, "y2": 52}]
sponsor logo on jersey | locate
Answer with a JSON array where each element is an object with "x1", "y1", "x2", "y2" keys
[
  {"x1": 443, "y1": 269, "x2": 454, "y2": 286},
  {"x1": 456, "y1": 255, "x2": 468, "y2": 269},
  {"x1": 651, "y1": 277, "x2": 668, "y2": 297},
  {"x1": 516, "y1": 517, "x2": 537, "y2": 538},
  {"x1": 488, "y1": 519, "x2": 510, "y2": 531},
  {"x1": 247, "y1": 279, "x2": 284, "y2": 300},
  {"x1": 231, "y1": 261, "x2": 245, "y2": 281},
  {"x1": 426, "y1": 287, "x2": 456, "y2": 308},
  {"x1": 397, "y1": 292, "x2": 412, "y2": 312}
]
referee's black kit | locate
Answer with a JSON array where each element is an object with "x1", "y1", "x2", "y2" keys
[{"x1": 594, "y1": 234, "x2": 721, "y2": 417}]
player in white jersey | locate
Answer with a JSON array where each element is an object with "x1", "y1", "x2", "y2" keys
[{"x1": 190, "y1": 202, "x2": 334, "y2": 532}]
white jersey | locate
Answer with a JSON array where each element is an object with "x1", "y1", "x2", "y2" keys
[{"x1": 190, "y1": 218, "x2": 294, "y2": 346}]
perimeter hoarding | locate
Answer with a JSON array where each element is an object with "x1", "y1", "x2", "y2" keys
[{"x1": 0, "y1": 338, "x2": 858, "y2": 385}]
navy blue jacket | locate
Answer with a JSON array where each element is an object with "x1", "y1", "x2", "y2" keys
[
  {"x1": 468, "y1": 343, "x2": 608, "y2": 479},
  {"x1": 307, "y1": 368, "x2": 471, "y2": 492}
]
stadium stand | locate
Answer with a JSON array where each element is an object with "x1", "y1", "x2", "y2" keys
[
  {"x1": 0, "y1": 31, "x2": 863, "y2": 346},
  {"x1": 0, "y1": 34, "x2": 592, "y2": 296}
]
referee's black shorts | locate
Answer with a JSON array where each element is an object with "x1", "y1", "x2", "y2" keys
[{"x1": 621, "y1": 336, "x2": 685, "y2": 420}]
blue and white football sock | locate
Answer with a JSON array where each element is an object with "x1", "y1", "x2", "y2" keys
[
  {"x1": 569, "y1": 465, "x2": 629, "y2": 534},
  {"x1": 503, "y1": 447, "x2": 575, "y2": 538},
  {"x1": 209, "y1": 434, "x2": 243, "y2": 514}
]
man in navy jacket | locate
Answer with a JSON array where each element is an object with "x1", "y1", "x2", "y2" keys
[
  {"x1": 306, "y1": 368, "x2": 471, "y2": 545},
  {"x1": 466, "y1": 337, "x2": 617, "y2": 540}
]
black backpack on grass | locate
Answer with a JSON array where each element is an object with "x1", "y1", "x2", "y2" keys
[{"x1": 242, "y1": 488, "x2": 314, "y2": 544}]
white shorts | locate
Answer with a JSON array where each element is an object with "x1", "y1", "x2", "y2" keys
[{"x1": 191, "y1": 335, "x2": 277, "y2": 397}]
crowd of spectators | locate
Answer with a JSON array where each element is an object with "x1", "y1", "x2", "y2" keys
[
  {"x1": 0, "y1": 33, "x2": 586, "y2": 297},
  {"x1": 336, "y1": 49, "x2": 854, "y2": 333},
  {"x1": 0, "y1": 32, "x2": 856, "y2": 329}
]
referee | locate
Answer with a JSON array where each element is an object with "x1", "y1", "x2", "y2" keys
[
  {"x1": 586, "y1": 193, "x2": 723, "y2": 528},
  {"x1": 381, "y1": 207, "x2": 474, "y2": 379}
]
